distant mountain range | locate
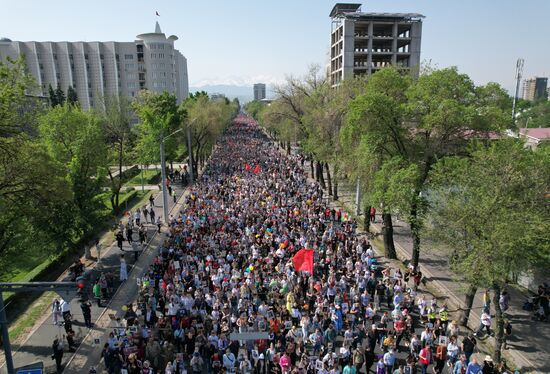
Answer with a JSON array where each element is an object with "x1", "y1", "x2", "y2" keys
[{"x1": 188, "y1": 84, "x2": 276, "y2": 104}]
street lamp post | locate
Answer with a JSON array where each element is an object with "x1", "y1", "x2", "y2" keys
[
  {"x1": 186, "y1": 122, "x2": 194, "y2": 184},
  {"x1": 160, "y1": 128, "x2": 185, "y2": 225}
]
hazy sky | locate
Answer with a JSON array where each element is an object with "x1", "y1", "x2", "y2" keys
[{"x1": 2, "y1": 0, "x2": 549, "y2": 91}]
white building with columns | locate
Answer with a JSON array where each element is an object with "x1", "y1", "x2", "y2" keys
[{"x1": 0, "y1": 22, "x2": 189, "y2": 109}]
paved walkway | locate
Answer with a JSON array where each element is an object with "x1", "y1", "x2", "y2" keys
[
  {"x1": 0, "y1": 183, "x2": 187, "y2": 374},
  {"x1": 311, "y1": 165, "x2": 549, "y2": 373}
]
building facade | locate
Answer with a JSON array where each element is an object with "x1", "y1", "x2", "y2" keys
[
  {"x1": 329, "y1": 3, "x2": 423, "y2": 86},
  {"x1": 0, "y1": 22, "x2": 188, "y2": 110},
  {"x1": 253, "y1": 83, "x2": 266, "y2": 101},
  {"x1": 522, "y1": 77, "x2": 548, "y2": 101}
]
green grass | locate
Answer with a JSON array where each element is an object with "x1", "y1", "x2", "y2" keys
[
  {"x1": 125, "y1": 169, "x2": 160, "y2": 186},
  {"x1": 8, "y1": 291, "x2": 55, "y2": 342}
]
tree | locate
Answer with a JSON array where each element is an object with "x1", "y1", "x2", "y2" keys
[
  {"x1": 244, "y1": 100, "x2": 266, "y2": 120},
  {"x1": 48, "y1": 84, "x2": 58, "y2": 107},
  {"x1": 133, "y1": 91, "x2": 184, "y2": 167},
  {"x1": 341, "y1": 67, "x2": 411, "y2": 258},
  {"x1": 67, "y1": 86, "x2": 79, "y2": 106},
  {"x1": 427, "y1": 140, "x2": 550, "y2": 363},
  {"x1": 403, "y1": 68, "x2": 511, "y2": 269},
  {"x1": 55, "y1": 85, "x2": 66, "y2": 106},
  {"x1": 101, "y1": 95, "x2": 135, "y2": 215},
  {"x1": 183, "y1": 94, "x2": 238, "y2": 175},
  {"x1": 0, "y1": 57, "x2": 75, "y2": 266},
  {"x1": 39, "y1": 105, "x2": 108, "y2": 234},
  {"x1": 517, "y1": 99, "x2": 550, "y2": 128}
]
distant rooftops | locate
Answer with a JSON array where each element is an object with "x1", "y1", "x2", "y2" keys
[
  {"x1": 330, "y1": 3, "x2": 424, "y2": 20},
  {"x1": 519, "y1": 127, "x2": 550, "y2": 141}
]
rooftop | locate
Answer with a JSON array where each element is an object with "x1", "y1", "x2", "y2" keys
[
  {"x1": 519, "y1": 127, "x2": 550, "y2": 140},
  {"x1": 330, "y1": 3, "x2": 424, "y2": 20}
]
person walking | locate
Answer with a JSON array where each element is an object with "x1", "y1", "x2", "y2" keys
[
  {"x1": 120, "y1": 254, "x2": 128, "y2": 282},
  {"x1": 115, "y1": 230, "x2": 124, "y2": 251},
  {"x1": 418, "y1": 344, "x2": 432, "y2": 374},
  {"x1": 80, "y1": 298, "x2": 92, "y2": 328},
  {"x1": 52, "y1": 338, "x2": 64, "y2": 373},
  {"x1": 156, "y1": 216, "x2": 162, "y2": 233},
  {"x1": 475, "y1": 311, "x2": 492, "y2": 337},
  {"x1": 370, "y1": 207, "x2": 376, "y2": 223},
  {"x1": 95, "y1": 238, "x2": 102, "y2": 261},
  {"x1": 143, "y1": 205, "x2": 149, "y2": 223},
  {"x1": 149, "y1": 193, "x2": 155, "y2": 207},
  {"x1": 149, "y1": 207, "x2": 156, "y2": 225},
  {"x1": 93, "y1": 280, "x2": 102, "y2": 307}
]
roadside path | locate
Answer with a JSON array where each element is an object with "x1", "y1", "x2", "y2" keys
[{"x1": 0, "y1": 183, "x2": 186, "y2": 374}]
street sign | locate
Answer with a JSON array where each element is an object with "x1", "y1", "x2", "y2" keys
[{"x1": 16, "y1": 370, "x2": 42, "y2": 374}]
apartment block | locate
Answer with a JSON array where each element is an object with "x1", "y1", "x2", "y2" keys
[
  {"x1": 253, "y1": 83, "x2": 266, "y2": 101},
  {"x1": 329, "y1": 3, "x2": 423, "y2": 86},
  {"x1": 522, "y1": 77, "x2": 548, "y2": 101},
  {"x1": 0, "y1": 22, "x2": 188, "y2": 110}
]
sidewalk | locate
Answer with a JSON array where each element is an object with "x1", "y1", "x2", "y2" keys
[
  {"x1": 0, "y1": 182, "x2": 187, "y2": 374},
  {"x1": 321, "y1": 169, "x2": 549, "y2": 373}
]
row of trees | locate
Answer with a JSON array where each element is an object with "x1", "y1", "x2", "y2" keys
[
  {"x1": 0, "y1": 57, "x2": 238, "y2": 278},
  {"x1": 255, "y1": 65, "x2": 550, "y2": 362}
]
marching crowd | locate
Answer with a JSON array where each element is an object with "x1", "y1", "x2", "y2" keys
[{"x1": 97, "y1": 116, "x2": 509, "y2": 374}]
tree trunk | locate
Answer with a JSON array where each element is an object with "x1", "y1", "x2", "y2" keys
[
  {"x1": 309, "y1": 158, "x2": 315, "y2": 179},
  {"x1": 461, "y1": 284, "x2": 477, "y2": 327},
  {"x1": 410, "y1": 200, "x2": 421, "y2": 269},
  {"x1": 364, "y1": 205, "x2": 371, "y2": 233},
  {"x1": 381, "y1": 213, "x2": 397, "y2": 259},
  {"x1": 325, "y1": 163, "x2": 332, "y2": 196},
  {"x1": 316, "y1": 161, "x2": 326, "y2": 189},
  {"x1": 333, "y1": 164, "x2": 339, "y2": 201},
  {"x1": 492, "y1": 284, "x2": 505, "y2": 363},
  {"x1": 286, "y1": 142, "x2": 291, "y2": 155}
]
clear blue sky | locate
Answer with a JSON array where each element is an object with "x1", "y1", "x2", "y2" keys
[{"x1": 2, "y1": 0, "x2": 549, "y2": 92}]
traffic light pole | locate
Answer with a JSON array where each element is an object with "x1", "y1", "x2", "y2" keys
[
  {"x1": 0, "y1": 282, "x2": 76, "y2": 374},
  {"x1": 0, "y1": 292, "x2": 14, "y2": 374}
]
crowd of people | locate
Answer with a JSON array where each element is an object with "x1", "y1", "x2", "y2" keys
[{"x1": 97, "y1": 115, "x2": 508, "y2": 374}]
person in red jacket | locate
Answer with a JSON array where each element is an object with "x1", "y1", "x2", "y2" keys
[
  {"x1": 418, "y1": 344, "x2": 432, "y2": 374},
  {"x1": 370, "y1": 207, "x2": 376, "y2": 223}
]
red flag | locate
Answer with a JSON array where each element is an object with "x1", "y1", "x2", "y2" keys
[
  {"x1": 292, "y1": 249, "x2": 314, "y2": 274},
  {"x1": 245, "y1": 163, "x2": 251, "y2": 171},
  {"x1": 253, "y1": 164, "x2": 261, "y2": 174}
]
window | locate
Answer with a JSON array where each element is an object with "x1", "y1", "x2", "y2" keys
[
  {"x1": 150, "y1": 44, "x2": 156, "y2": 49},
  {"x1": 53, "y1": 53, "x2": 57, "y2": 60},
  {"x1": 115, "y1": 54, "x2": 119, "y2": 61},
  {"x1": 158, "y1": 44, "x2": 165, "y2": 50},
  {"x1": 124, "y1": 54, "x2": 134, "y2": 60},
  {"x1": 39, "y1": 63, "x2": 44, "y2": 70},
  {"x1": 69, "y1": 54, "x2": 74, "y2": 60},
  {"x1": 125, "y1": 63, "x2": 135, "y2": 70},
  {"x1": 126, "y1": 73, "x2": 137, "y2": 80},
  {"x1": 151, "y1": 53, "x2": 156, "y2": 59},
  {"x1": 100, "y1": 54, "x2": 104, "y2": 60},
  {"x1": 36, "y1": 53, "x2": 41, "y2": 59},
  {"x1": 85, "y1": 54, "x2": 89, "y2": 59},
  {"x1": 158, "y1": 53, "x2": 165, "y2": 59}
]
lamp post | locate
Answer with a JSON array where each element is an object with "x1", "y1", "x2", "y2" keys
[
  {"x1": 160, "y1": 128, "x2": 184, "y2": 224},
  {"x1": 186, "y1": 120, "x2": 195, "y2": 184}
]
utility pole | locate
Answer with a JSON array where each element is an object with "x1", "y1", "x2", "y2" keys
[
  {"x1": 512, "y1": 58, "x2": 524, "y2": 123},
  {"x1": 186, "y1": 122, "x2": 194, "y2": 184},
  {"x1": 159, "y1": 132, "x2": 170, "y2": 225},
  {"x1": 160, "y1": 128, "x2": 185, "y2": 224}
]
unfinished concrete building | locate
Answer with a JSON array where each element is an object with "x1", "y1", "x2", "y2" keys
[{"x1": 329, "y1": 3, "x2": 424, "y2": 86}]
